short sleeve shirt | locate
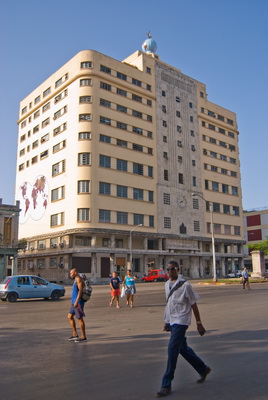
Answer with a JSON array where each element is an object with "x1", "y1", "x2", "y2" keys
[
  {"x1": 164, "y1": 278, "x2": 200, "y2": 326},
  {"x1": 110, "y1": 277, "x2": 121, "y2": 290}
]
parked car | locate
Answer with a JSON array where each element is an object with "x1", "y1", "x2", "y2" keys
[
  {"x1": 226, "y1": 271, "x2": 251, "y2": 278},
  {"x1": 142, "y1": 269, "x2": 168, "y2": 282},
  {"x1": 0, "y1": 275, "x2": 65, "y2": 302}
]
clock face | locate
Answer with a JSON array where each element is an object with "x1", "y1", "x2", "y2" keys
[{"x1": 178, "y1": 195, "x2": 186, "y2": 208}]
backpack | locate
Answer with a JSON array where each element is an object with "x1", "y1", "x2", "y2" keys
[{"x1": 81, "y1": 276, "x2": 93, "y2": 302}]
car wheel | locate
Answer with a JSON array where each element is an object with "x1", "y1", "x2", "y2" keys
[
  {"x1": 50, "y1": 290, "x2": 61, "y2": 300},
  {"x1": 154, "y1": 278, "x2": 158, "y2": 282},
  {"x1": 6, "y1": 292, "x2": 18, "y2": 302}
]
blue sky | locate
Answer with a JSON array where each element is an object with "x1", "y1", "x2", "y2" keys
[{"x1": 0, "y1": 0, "x2": 267, "y2": 210}]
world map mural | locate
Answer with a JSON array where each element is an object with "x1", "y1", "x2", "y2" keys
[{"x1": 16, "y1": 175, "x2": 49, "y2": 224}]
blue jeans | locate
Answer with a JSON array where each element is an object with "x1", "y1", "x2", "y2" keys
[{"x1": 162, "y1": 324, "x2": 206, "y2": 388}]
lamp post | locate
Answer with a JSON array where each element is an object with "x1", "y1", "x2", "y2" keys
[
  {"x1": 192, "y1": 193, "x2": 217, "y2": 282},
  {"x1": 129, "y1": 224, "x2": 143, "y2": 269}
]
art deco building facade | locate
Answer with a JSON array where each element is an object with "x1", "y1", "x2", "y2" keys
[{"x1": 15, "y1": 39, "x2": 244, "y2": 282}]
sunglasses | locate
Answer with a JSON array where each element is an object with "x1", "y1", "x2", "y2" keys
[{"x1": 167, "y1": 267, "x2": 176, "y2": 271}]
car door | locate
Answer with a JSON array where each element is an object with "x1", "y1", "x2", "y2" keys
[
  {"x1": 16, "y1": 276, "x2": 32, "y2": 298},
  {"x1": 30, "y1": 276, "x2": 50, "y2": 298}
]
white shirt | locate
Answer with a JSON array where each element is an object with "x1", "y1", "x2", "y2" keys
[{"x1": 164, "y1": 277, "x2": 200, "y2": 326}]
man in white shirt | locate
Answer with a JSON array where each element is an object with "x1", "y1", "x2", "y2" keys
[{"x1": 156, "y1": 260, "x2": 211, "y2": 397}]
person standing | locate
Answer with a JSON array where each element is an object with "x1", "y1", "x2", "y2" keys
[
  {"x1": 67, "y1": 268, "x2": 87, "y2": 342},
  {"x1": 156, "y1": 260, "x2": 211, "y2": 397},
  {"x1": 123, "y1": 269, "x2": 137, "y2": 308},
  {"x1": 242, "y1": 267, "x2": 251, "y2": 290},
  {"x1": 109, "y1": 271, "x2": 121, "y2": 308}
]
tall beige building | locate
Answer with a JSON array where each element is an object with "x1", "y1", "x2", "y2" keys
[{"x1": 15, "y1": 37, "x2": 244, "y2": 283}]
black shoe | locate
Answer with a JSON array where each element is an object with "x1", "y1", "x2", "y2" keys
[
  {"x1": 68, "y1": 335, "x2": 79, "y2": 341},
  {"x1": 156, "y1": 387, "x2": 171, "y2": 397},
  {"x1": 197, "y1": 366, "x2": 211, "y2": 383},
  {"x1": 74, "y1": 337, "x2": 87, "y2": 342}
]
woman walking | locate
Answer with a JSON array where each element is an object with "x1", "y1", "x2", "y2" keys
[{"x1": 123, "y1": 269, "x2": 137, "y2": 307}]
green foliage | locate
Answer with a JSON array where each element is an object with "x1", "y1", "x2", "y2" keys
[
  {"x1": 247, "y1": 236, "x2": 268, "y2": 255},
  {"x1": 18, "y1": 238, "x2": 27, "y2": 250}
]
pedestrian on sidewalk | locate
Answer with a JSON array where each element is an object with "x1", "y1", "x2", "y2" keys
[
  {"x1": 123, "y1": 269, "x2": 137, "y2": 308},
  {"x1": 156, "y1": 260, "x2": 211, "y2": 397},
  {"x1": 109, "y1": 271, "x2": 121, "y2": 308},
  {"x1": 67, "y1": 268, "x2": 87, "y2": 342}
]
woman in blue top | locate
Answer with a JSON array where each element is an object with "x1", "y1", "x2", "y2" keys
[{"x1": 123, "y1": 269, "x2": 137, "y2": 307}]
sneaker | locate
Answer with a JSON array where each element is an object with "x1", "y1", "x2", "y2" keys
[
  {"x1": 74, "y1": 337, "x2": 87, "y2": 343},
  {"x1": 197, "y1": 366, "x2": 211, "y2": 383},
  {"x1": 156, "y1": 387, "x2": 171, "y2": 397},
  {"x1": 68, "y1": 335, "x2": 79, "y2": 341}
]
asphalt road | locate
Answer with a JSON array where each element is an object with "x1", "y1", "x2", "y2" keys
[{"x1": 1, "y1": 282, "x2": 268, "y2": 400}]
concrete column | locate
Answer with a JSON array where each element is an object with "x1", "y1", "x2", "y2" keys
[
  {"x1": 110, "y1": 235, "x2": 115, "y2": 249},
  {"x1": 143, "y1": 237, "x2": 148, "y2": 250},
  {"x1": 110, "y1": 253, "x2": 115, "y2": 274},
  {"x1": 190, "y1": 256, "x2": 200, "y2": 278},
  {"x1": 251, "y1": 251, "x2": 265, "y2": 278},
  {"x1": 91, "y1": 253, "x2": 97, "y2": 283},
  {"x1": 158, "y1": 238, "x2": 163, "y2": 251}
]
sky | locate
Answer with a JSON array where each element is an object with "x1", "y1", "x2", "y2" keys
[{"x1": 0, "y1": 0, "x2": 267, "y2": 211}]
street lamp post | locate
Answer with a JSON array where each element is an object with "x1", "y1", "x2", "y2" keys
[
  {"x1": 192, "y1": 193, "x2": 217, "y2": 282},
  {"x1": 129, "y1": 224, "x2": 143, "y2": 269}
]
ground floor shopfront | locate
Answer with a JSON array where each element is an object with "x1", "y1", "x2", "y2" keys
[{"x1": 17, "y1": 228, "x2": 245, "y2": 284}]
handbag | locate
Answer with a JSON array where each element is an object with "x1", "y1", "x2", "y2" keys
[{"x1": 120, "y1": 285, "x2": 125, "y2": 298}]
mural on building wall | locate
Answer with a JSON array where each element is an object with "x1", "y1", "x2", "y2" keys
[{"x1": 16, "y1": 175, "x2": 49, "y2": 224}]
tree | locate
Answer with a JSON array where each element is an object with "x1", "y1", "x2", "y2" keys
[{"x1": 248, "y1": 237, "x2": 268, "y2": 255}]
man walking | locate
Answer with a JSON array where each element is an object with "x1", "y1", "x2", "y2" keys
[
  {"x1": 67, "y1": 268, "x2": 87, "y2": 342},
  {"x1": 242, "y1": 267, "x2": 251, "y2": 290},
  {"x1": 156, "y1": 260, "x2": 211, "y2": 397}
]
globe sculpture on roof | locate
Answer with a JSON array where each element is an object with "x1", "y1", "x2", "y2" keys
[{"x1": 142, "y1": 31, "x2": 157, "y2": 54}]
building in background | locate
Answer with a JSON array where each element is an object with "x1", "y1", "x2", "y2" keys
[
  {"x1": 0, "y1": 199, "x2": 20, "y2": 279},
  {"x1": 15, "y1": 35, "x2": 244, "y2": 283},
  {"x1": 243, "y1": 207, "x2": 268, "y2": 270}
]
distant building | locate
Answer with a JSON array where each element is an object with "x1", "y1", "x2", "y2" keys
[
  {"x1": 243, "y1": 207, "x2": 268, "y2": 270},
  {"x1": 0, "y1": 199, "x2": 20, "y2": 279},
  {"x1": 15, "y1": 36, "x2": 244, "y2": 283}
]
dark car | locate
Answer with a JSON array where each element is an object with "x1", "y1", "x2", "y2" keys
[{"x1": 0, "y1": 275, "x2": 65, "y2": 302}]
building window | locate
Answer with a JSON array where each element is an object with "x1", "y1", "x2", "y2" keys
[
  {"x1": 100, "y1": 134, "x2": 111, "y2": 143},
  {"x1": 146, "y1": 84, "x2": 151, "y2": 91},
  {"x1": 175, "y1": 96, "x2": 180, "y2": 103},
  {"x1": 75, "y1": 236, "x2": 91, "y2": 247},
  {"x1": 133, "y1": 127, "x2": 143, "y2": 135},
  {"x1": 78, "y1": 153, "x2": 90, "y2": 165},
  {"x1": 99, "y1": 182, "x2": 111, "y2": 195},
  {"x1": 190, "y1": 116, "x2": 194, "y2": 122},
  {"x1": 132, "y1": 110, "x2": 142, "y2": 118},
  {"x1": 34, "y1": 110, "x2": 40, "y2": 119},
  {"x1": 117, "y1": 71, "x2": 127, "y2": 80},
  {"x1": 99, "y1": 209, "x2": 111, "y2": 223},
  {"x1": 117, "y1": 212, "x2": 128, "y2": 224},
  {"x1": 79, "y1": 114, "x2": 91, "y2": 121},
  {"x1": 54, "y1": 106, "x2": 67, "y2": 120},
  {"x1": 233, "y1": 206, "x2": 240, "y2": 216},
  {"x1": 52, "y1": 160, "x2": 65, "y2": 176},
  {"x1": 232, "y1": 186, "x2": 238, "y2": 196},
  {"x1": 163, "y1": 136, "x2": 167, "y2": 142},
  {"x1": 53, "y1": 122, "x2": 67, "y2": 136},
  {"x1": 148, "y1": 166, "x2": 153, "y2": 177},
  {"x1": 133, "y1": 143, "x2": 143, "y2": 152},
  {"x1": 78, "y1": 180, "x2": 90, "y2": 193},
  {"x1": 99, "y1": 155, "x2": 111, "y2": 168},
  {"x1": 81, "y1": 61, "x2": 92, "y2": 69},
  {"x1": 234, "y1": 226, "x2": 240, "y2": 235},
  {"x1": 100, "y1": 81, "x2": 111, "y2": 91},
  {"x1": 212, "y1": 181, "x2": 219, "y2": 191},
  {"x1": 43, "y1": 87, "x2": 51, "y2": 97},
  {"x1": 33, "y1": 125, "x2": 39, "y2": 133},
  {"x1": 42, "y1": 118, "x2": 50, "y2": 128},
  {"x1": 100, "y1": 116, "x2": 111, "y2": 125},
  {"x1": 164, "y1": 169, "x2": 169, "y2": 181},
  {"x1": 230, "y1": 157, "x2": 236, "y2": 164},
  {"x1": 227, "y1": 118, "x2": 234, "y2": 125},
  {"x1": 178, "y1": 173, "x2": 184, "y2": 184},
  {"x1": 193, "y1": 221, "x2": 200, "y2": 232},
  {"x1": 163, "y1": 193, "x2": 170, "y2": 205},
  {"x1": 193, "y1": 198, "x2": 199, "y2": 209},
  {"x1": 176, "y1": 110, "x2": 181, "y2": 117},
  {"x1": 100, "y1": 65, "x2": 111, "y2": 74},
  {"x1": 117, "y1": 139, "x2": 127, "y2": 148},
  {"x1": 79, "y1": 132, "x2": 91, "y2": 140},
  {"x1": 162, "y1": 91, "x2": 166, "y2": 97},
  {"x1": 43, "y1": 102, "x2": 50, "y2": 112},
  {"x1": 149, "y1": 215, "x2": 154, "y2": 227},
  {"x1": 132, "y1": 78, "x2": 141, "y2": 87},
  {"x1": 213, "y1": 202, "x2": 220, "y2": 213},
  {"x1": 81, "y1": 79, "x2": 92, "y2": 86},
  {"x1": 115, "y1": 239, "x2": 124, "y2": 248},
  {"x1": 117, "y1": 121, "x2": 127, "y2": 130},
  {"x1": 51, "y1": 212, "x2": 64, "y2": 227},
  {"x1": 164, "y1": 217, "x2": 171, "y2": 229},
  {"x1": 117, "y1": 104, "x2": 127, "y2": 113},
  {"x1": 117, "y1": 88, "x2": 127, "y2": 97},
  {"x1": 51, "y1": 186, "x2": 65, "y2": 202},
  {"x1": 134, "y1": 214, "x2": 144, "y2": 225},
  {"x1": 133, "y1": 188, "x2": 143, "y2": 200},
  {"x1": 223, "y1": 204, "x2": 230, "y2": 214},
  {"x1": 100, "y1": 98, "x2": 111, "y2": 108},
  {"x1": 219, "y1": 128, "x2": 225, "y2": 134},
  {"x1": 78, "y1": 208, "x2": 90, "y2": 221},
  {"x1": 40, "y1": 150, "x2": 49, "y2": 159},
  {"x1": 192, "y1": 176, "x2": 197, "y2": 187},
  {"x1": 80, "y1": 96, "x2": 92, "y2": 104},
  {"x1": 148, "y1": 191, "x2": 154, "y2": 202},
  {"x1": 222, "y1": 184, "x2": 229, "y2": 194},
  {"x1": 147, "y1": 99, "x2": 152, "y2": 106},
  {"x1": 34, "y1": 95, "x2": 41, "y2": 104},
  {"x1": 117, "y1": 185, "x2": 128, "y2": 198},
  {"x1": 163, "y1": 120, "x2": 167, "y2": 127},
  {"x1": 224, "y1": 225, "x2": 231, "y2": 235},
  {"x1": 133, "y1": 163, "x2": 143, "y2": 175},
  {"x1": 54, "y1": 89, "x2": 68, "y2": 104},
  {"x1": 117, "y1": 159, "x2": 127, "y2": 171}
]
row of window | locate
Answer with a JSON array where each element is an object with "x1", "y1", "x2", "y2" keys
[
  {"x1": 99, "y1": 81, "x2": 152, "y2": 107},
  {"x1": 50, "y1": 210, "x2": 154, "y2": 227},
  {"x1": 200, "y1": 107, "x2": 234, "y2": 126},
  {"x1": 100, "y1": 133, "x2": 153, "y2": 155},
  {"x1": 204, "y1": 163, "x2": 237, "y2": 178},
  {"x1": 202, "y1": 135, "x2": 236, "y2": 151},
  {"x1": 99, "y1": 182, "x2": 154, "y2": 202},
  {"x1": 18, "y1": 257, "x2": 64, "y2": 269},
  {"x1": 203, "y1": 148, "x2": 236, "y2": 164},
  {"x1": 204, "y1": 180, "x2": 238, "y2": 195},
  {"x1": 100, "y1": 97, "x2": 153, "y2": 121},
  {"x1": 99, "y1": 64, "x2": 152, "y2": 91},
  {"x1": 162, "y1": 115, "x2": 194, "y2": 128},
  {"x1": 21, "y1": 74, "x2": 69, "y2": 116},
  {"x1": 201, "y1": 120, "x2": 235, "y2": 138},
  {"x1": 99, "y1": 115, "x2": 153, "y2": 138}
]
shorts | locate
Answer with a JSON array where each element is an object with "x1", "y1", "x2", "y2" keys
[
  {"x1": 111, "y1": 289, "x2": 120, "y2": 296},
  {"x1": 69, "y1": 303, "x2": 85, "y2": 319},
  {"x1": 124, "y1": 285, "x2": 136, "y2": 295}
]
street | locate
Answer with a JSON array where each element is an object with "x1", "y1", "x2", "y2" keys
[{"x1": 1, "y1": 282, "x2": 268, "y2": 400}]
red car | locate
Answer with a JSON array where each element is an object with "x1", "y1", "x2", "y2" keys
[{"x1": 142, "y1": 269, "x2": 168, "y2": 282}]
